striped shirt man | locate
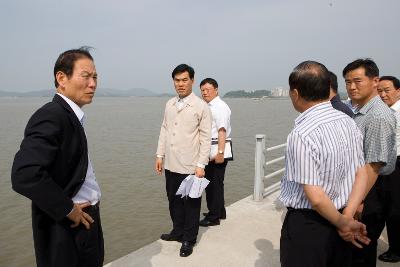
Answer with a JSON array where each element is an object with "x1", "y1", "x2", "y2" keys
[{"x1": 279, "y1": 101, "x2": 365, "y2": 209}]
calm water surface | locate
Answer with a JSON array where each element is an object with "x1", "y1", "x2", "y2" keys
[{"x1": 0, "y1": 96, "x2": 298, "y2": 266}]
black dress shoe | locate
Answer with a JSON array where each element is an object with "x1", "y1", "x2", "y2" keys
[
  {"x1": 180, "y1": 241, "x2": 194, "y2": 257},
  {"x1": 378, "y1": 250, "x2": 400, "y2": 262},
  {"x1": 199, "y1": 218, "x2": 220, "y2": 227},
  {"x1": 203, "y1": 212, "x2": 226, "y2": 220},
  {"x1": 160, "y1": 233, "x2": 182, "y2": 242}
]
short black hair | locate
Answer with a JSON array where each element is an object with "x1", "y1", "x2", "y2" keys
[
  {"x1": 54, "y1": 46, "x2": 94, "y2": 88},
  {"x1": 380, "y1": 76, "x2": 400, "y2": 89},
  {"x1": 328, "y1": 71, "x2": 338, "y2": 93},
  {"x1": 342, "y1": 58, "x2": 379, "y2": 78},
  {"x1": 289, "y1": 61, "x2": 330, "y2": 101},
  {"x1": 171, "y1": 64, "x2": 195, "y2": 79},
  {"x1": 200, "y1": 78, "x2": 218, "y2": 88}
]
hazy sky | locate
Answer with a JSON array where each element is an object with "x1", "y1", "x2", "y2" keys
[{"x1": 1, "y1": 0, "x2": 399, "y2": 94}]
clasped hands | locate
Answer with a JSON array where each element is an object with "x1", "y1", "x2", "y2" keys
[{"x1": 337, "y1": 205, "x2": 370, "y2": 248}]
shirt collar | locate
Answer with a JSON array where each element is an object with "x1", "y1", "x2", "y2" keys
[
  {"x1": 175, "y1": 92, "x2": 195, "y2": 106},
  {"x1": 390, "y1": 99, "x2": 400, "y2": 112},
  {"x1": 344, "y1": 99, "x2": 358, "y2": 111},
  {"x1": 208, "y1": 96, "x2": 220, "y2": 106},
  {"x1": 330, "y1": 94, "x2": 341, "y2": 102},
  {"x1": 294, "y1": 101, "x2": 331, "y2": 126},
  {"x1": 57, "y1": 93, "x2": 85, "y2": 123},
  {"x1": 354, "y1": 95, "x2": 381, "y2": 115}
]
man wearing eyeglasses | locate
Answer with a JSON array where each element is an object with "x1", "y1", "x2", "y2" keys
[{"x1": 376, "y1": 76, "x2": 400, "y2": 263}]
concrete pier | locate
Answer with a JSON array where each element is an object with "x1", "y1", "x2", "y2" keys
[{"x1": 104, "y1": 190, "x2": 392, "y2": 267}]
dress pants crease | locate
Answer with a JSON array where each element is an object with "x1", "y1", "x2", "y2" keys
[
  {"x1": 165, "y1": 169, "x2": 201, "y2": 242},
  {"x1": 204, "y1": 161, "x2": 227, "y2": 221}
]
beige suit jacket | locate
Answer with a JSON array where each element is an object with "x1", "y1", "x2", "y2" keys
[{"x1": 156, "y1": 92, "x2": 211, "y2": 174}]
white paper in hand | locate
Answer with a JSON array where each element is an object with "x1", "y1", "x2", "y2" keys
[
  {"x1": 176, "y1": 175, "x2": 209, "y2": 198},
  {"x1": 176, "y1": 175, "x2": 196, "y2": 198},
  {"x1": 188, "y1": 176, "x2": 210, "y2": 198},
  {"x1": 185, "y1": 175, "x2": 195, "y2": 197}
]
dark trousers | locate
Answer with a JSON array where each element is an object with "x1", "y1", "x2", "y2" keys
[
  {"x1": 165, "y1": 169, "x2": 201, "y2": 242},
  {"x1": 352, "y1": 158, "x2": 400, "y2": 267},
  {"x1": 385, "y1": 158, "x2": 400, "y2": 253},
  {"x1": 204, "y1": 161, "x2": 228, "y2": 221},
  {"x1": 33, "y1": 204, "x2": 104, "y2": 267},
  {"x1": 280, "y1": 208, "x2": 352, "y2": 267}
]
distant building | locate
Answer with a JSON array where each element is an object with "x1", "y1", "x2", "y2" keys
[{"x1": 270, "y1": 87, "x2": 289, "y2": 97}]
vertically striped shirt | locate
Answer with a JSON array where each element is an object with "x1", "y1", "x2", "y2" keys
[
  {"x1": 279, "y1": 102, "x2": 365, "y2": 209},
  {"x1": 353, "y1": 95, "x2": 397, "y2": 174}
]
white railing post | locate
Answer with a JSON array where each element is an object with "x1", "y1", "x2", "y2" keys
[{"x1": 253, "y1": 134, "x2": 266, "y2": 201}]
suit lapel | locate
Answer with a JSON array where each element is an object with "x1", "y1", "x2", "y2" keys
[{"x1": 52, "y1": 94, "x2": 88, "y2": 154}]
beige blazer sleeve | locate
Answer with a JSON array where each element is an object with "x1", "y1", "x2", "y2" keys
[
  {"x1": 156, "y1": 104, "x2": 168, "y2": 157},
  {"x1": 197, "y1": 103, "x2": 212, "y2": 166}
]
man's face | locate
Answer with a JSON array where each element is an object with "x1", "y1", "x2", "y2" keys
[
  {"x1": 200, "y1": 82, "x2": 218, "y2": 103},
  {"x1": 173, "y1": 71, "x2": 193, "y2": 98},
  {"x1": 345, "y1": 67, "x2": 378, "y2": 106},
  {"x1": 378, "y1": 80, "x2": 399, "y2": 107},
  {"x1": 59, "y1": 58, "x2": 97, "y2": 107}
]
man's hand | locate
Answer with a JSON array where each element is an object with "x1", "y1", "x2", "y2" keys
[
  {"x1": 214, "y1": 153, "x2": 225, "y2": 164},
  {"x1": 337, "y1": 215, "x2": 370, "y2": 248},
  {"x1": 67, "y1": 202, "x2": 94, "y2": 230},
  {"x1": 195, "y1": 167, "x2": 205, "y2": 178},
  {"x1": 155, "y1": 157, "x2": 163, "y2": 175}
]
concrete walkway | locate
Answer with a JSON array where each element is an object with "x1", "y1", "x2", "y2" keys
[{"x1": 104, "y1": 191, "x2": 393, "y2": 267}]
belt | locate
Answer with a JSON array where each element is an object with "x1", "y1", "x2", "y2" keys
[
  {"x1": 83, "y1": 202, "x2": 100, "y2": 212},
  {"x1": 287, "y1": 206, "x2": 345, "y2": 213}
]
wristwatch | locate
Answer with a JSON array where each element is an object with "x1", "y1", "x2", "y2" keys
[{"x1": 218, "y1": 150, "x2": 224, "y2": 154}]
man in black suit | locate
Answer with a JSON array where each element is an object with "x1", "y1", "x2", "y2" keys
[
  {"x1": 328, "y1": 71, "x2": 353, "y2": 117},
  {"x1": 11, "y1": 47, "x2": 103, "y2": 267}
]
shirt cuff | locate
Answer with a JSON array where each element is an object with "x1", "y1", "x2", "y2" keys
[
  {"x1": 197, "y1": 163, "x2": 206, "y2": 168},
  {"x1": 156, "y1": 155, "x2": 164, "y2": 158}
]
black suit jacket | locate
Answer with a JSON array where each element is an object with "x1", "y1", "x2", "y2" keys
[
  {"x1": 330, "y1": 94, "x2": 354, "y2": 118},
  {"x1": 11, "y1": 94, "x2": 89, "y2": 265}
]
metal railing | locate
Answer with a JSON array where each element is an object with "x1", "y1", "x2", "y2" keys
[{"x1": 253, "y1": 134, "x2": 286, "y2": 201}]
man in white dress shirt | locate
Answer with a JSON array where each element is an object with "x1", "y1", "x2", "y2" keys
[
  {"x1": 199, "y1": 78, "x2": 232, "y2": 227},
  {"x1": 376, "y1": 76, "x2": 400, "y2": 263}
]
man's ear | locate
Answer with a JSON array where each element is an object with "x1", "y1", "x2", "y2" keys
[
  {"x1": 292, "y1": 88, "x2": 300, "y2": 102},
  {"x1": 372, "y1": 76, "x2": 380, "y2": 89},
  {"x1": 396, "y1": 89, "x2": 400, "y2": 100},
  {"x1": 56, "y1": 71, "x2": 67, "y2": 89}
]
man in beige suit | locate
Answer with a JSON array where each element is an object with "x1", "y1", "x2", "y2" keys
[{"x1": 155, "y1": 64, "x2": 211, "y2": 257}]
